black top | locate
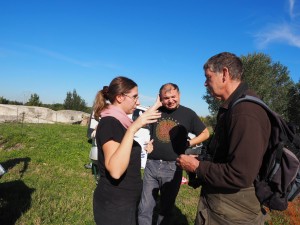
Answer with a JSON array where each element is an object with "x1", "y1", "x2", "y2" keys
[
  {"x1": 94, "y1": 116, "x2": 142, "y2": 205},
  {"x1": 148, "y1": 105, "x2": 206, "y2": 161}
]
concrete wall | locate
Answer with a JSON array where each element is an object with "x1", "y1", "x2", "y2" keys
[{"x1": 0, "y1": 104, "x2": 90, "y2": 124}]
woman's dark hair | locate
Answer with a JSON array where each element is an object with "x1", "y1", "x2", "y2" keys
[
  {"x1": 93, "y1": 76, "x2": 137, "y2": 120},
  {"x1": 107, "y1": 76, "x2": 137, "y2": 103}
]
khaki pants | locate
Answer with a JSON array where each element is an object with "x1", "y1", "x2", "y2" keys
[{"x1": 195, "y1": 186, "x2": 270, "y2": 225}]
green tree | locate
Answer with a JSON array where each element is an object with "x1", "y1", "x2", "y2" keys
[
  {"x1": 0, "y1": 96, "x2": 23, "y2": 105},
  {"x1": 10, "y1": 100, "x2": 23, "y2": 105},
  {"x1": 42, "y1": 103, "x2": 64, "y2": 111},
  {"x1": 203, "y1": 52, "x2": 294, "y2": 120},
  {"x1": 64, "y1": 92, "x2": 73, "y2": 109},
  {"x1": 241, "y1": 53, "x2": 293, "y2": 119},
  {"x1": 287, "y1": 81, "x2": 300, "y2": 126},
  {"x1": 0, "y1": 96, "x2": 9, "y2": 104},
  {"x1": 26, "y1": 93, "x2": 42, "y2": 106},
  {"x1": 63, "y1": 89, "x2": 87, "y2": 111},
  {"x1": 199, "y1": 116, "x2": 215, "y2": 128},
  {"x1": 202, "y1": 90, "x2": 220, "y2": 117}
]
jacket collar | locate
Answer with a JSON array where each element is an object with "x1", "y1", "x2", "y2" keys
[{"x1": 220, "y1": 82, "x2": 248, "y2": 110}]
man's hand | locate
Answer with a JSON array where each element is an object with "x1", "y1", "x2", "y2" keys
[
  {"x1": 176, "y1": 154, "x2": 200, "y2": 173},
  {"x1": 145, "y1": 139, "x2": 154, "y2": 154}
]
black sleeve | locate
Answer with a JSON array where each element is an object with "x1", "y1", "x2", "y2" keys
[{"x1": 97, "y1": 117, "x2": 125, "y2": 147}]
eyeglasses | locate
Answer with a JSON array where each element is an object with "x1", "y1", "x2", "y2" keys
[{"x1": 123, "y1": 93, "x2": 139, "y2": 102}]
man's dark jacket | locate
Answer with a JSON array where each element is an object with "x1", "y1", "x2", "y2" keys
[{"x1": 196, "y1": 82, "x2": 271, "y2": 191}]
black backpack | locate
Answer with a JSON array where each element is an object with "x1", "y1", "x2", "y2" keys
[{"x1": 232, "y1": 95, "x2": 300, "y2": 211}]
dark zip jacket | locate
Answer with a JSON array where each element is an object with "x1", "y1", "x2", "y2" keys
[{"x1": 196, "y1": 82, "x2": 271, "y2": 191}]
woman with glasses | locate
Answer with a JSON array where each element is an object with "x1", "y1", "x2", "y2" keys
[{"x1": 93, "y1": 76, "x2": 161, "y2": 225}]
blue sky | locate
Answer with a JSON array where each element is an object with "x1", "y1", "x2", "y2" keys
[{"x1": 0, "y1": 0, "x2": 299, "y2": 116}]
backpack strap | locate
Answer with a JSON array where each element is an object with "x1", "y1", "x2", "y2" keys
[
  {"x1": 232, "y1": 95, "x2": 286, "y2": 135},
  {"x1": 231, "y1": 95, "x2": 285, "y2": 179},
  {"x1": 232, "y1": 95, "x2": 272, "y2": 115}
]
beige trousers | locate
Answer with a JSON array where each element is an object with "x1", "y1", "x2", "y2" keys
[{"x1": 195, "y1": 186, "x2": 270, "y2": 225}]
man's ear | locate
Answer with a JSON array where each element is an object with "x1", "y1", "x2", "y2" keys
[{"x1": 222, "y1": 67, "x2": 230, "y2": 82}]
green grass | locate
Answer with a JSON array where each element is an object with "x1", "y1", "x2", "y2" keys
[
  {"x1": 0, "y1": 123, "x2": 296, "y2": 225},
  {"x1": 0, "y1": 123, "x2": 94, "y2": 225}
]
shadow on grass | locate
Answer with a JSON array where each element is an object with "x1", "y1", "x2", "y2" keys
[
  {"x1": 152, "y1": 193, "x2": 190, "y2": 225},
  {"x1": 153, "y1": 205, "x2": 189, "y2": 225},
  {"x1": 1, "y1": 157, "x2": 31, "y2": 179},
  {"x1": 0, "y1": 180, "x2": 35, "y2": 225},
  {"x1": 0, "y1": 157, "x2": 35, "y2": 225}
]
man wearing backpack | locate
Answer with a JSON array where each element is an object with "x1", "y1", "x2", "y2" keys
[{"x1": 176, "y1": 52, "x2": 271, "y2": 225}]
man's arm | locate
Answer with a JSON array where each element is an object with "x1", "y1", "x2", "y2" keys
[
  {"x1": 178, "y1": 103, "x2": 271, "y2": 190},
  {"x1": 197, "y1": 103, "x2": 270, "y2": 189},
  {"x1": 188, "y1": 128, "x2": 210, "y2": 147}
]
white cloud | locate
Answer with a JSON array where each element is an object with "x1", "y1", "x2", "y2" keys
[
  {"x1": 289, "y1": 0, "x2": 300, "y2": 19},
  {"x1": 22, "y1": 44, "x2": 92, "y2": 67},
  {"x1": 254, "y1": 0, "x2": 300, "y2": 49},
  {"x1": 4, "y1": 42, "x2": 121, "y2": 69},
  {"x1": 255, "y1": 23, "x2": 300, "y2": 49},
  {"x1": 0, "y1": 47, "x2": 24, "y2": 58},
  {"x1": 289, "y1": 0, "x2": 295, "y2": 18},
  {"x1": 26, "y1": 45, "x2": 123, "y2": 70}
]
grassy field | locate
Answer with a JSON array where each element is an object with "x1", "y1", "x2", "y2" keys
[{"x1": 0, "y1": 123, "x2": 299, "y2": 225}]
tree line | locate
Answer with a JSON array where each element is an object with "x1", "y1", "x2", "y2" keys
[
  {"x1": 1, "y1": 52, "x2": 299, "y2": 127},
  {"x1": 0, "y1": 89, "x2": 92, "y2": 114}
]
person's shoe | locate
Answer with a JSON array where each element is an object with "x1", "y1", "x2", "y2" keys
[{"x1": 84, "y1": 163, "x2": 92, "y2": 169}]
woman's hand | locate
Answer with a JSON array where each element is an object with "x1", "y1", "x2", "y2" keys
[
  {"x1": 129, "y1": 95, "x2": 161, "y2": 133},
  {"x1": 148, "y1": 95, "x2": 162, "y2": 112}
]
